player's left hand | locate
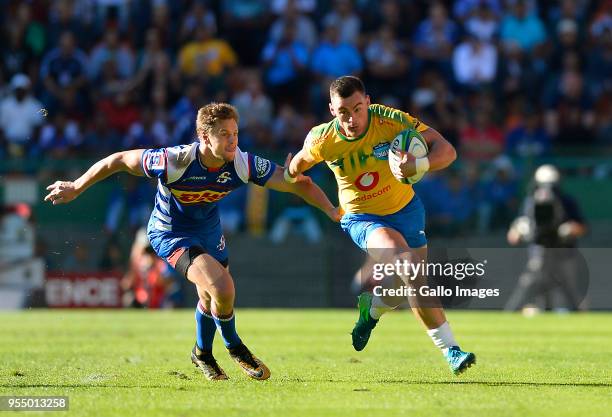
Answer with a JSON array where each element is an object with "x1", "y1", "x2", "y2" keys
[{"x1": 390, "y1": 150, "x2": 417, "y2": 179}]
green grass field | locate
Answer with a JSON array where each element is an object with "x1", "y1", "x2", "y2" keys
[{"x1": 1, "y1": 310, "x2": 611, "y2": 417}]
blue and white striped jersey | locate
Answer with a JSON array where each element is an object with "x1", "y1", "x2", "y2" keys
[{"x1": 141, "y1": 142, "x2": 276, "y2": 233}]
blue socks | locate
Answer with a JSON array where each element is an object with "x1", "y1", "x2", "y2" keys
[
  {"x1": 212, "y1": 311, "x2": 242, "y2": 349},
  {"x1": 195, "y1": 302, "x2": 217, "y2": 352}
]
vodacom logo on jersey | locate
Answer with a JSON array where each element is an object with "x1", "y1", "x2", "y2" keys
[{"x1": 354, "y1": 172, "x2": 380, "y2": 191}]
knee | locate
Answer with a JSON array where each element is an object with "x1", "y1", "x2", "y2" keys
[{"x1": 208, "y1": 273, "x2": 235, "y2": 305}]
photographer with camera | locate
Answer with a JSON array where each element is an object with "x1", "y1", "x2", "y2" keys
[{"x1": 505, "y1": 165, "x2": 587, "y2": 312}]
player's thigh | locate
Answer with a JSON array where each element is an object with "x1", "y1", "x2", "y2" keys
[
  {"x1": 366, "y1": 226, "x2": 410, "y2": 251},
  {"x1": 388, "y1": 195, "x2": 428, "y2": 249},
  {"x1": 188, "y1": 252, "x2": 235, "y2": 301},
  {"x1": 366, "y1": 227, "x2": 414, "y2": 264}
]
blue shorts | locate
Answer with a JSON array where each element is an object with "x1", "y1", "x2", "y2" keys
[
  {"x1": 147, "y1": 216, "x2": 228, "y2": 266},
  {"x1": 340, "y1": 194, "x2": 427, "y2": 251}
]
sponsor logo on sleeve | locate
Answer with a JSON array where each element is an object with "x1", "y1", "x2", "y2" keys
[
  {"x1": 372, "y1": 142, "x2": 390, "y2": 160},
  {"x1": 255, "y1": 156, "x2": 272, "y2": 178},
  {"x1": 150, "y1": 153, "x2": 166, "y2": 170}
]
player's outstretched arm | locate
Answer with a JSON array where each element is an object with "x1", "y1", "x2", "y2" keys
[
  {"x1": 265, "y1": 153, "x2": 342, "y2": 222},
  {"x1": 44, "y1": 149, "x2": 146, "y2": 205}
]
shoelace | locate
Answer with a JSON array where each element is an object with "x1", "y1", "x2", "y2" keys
[
  {"x1": 232, "y1": 345, "x2": 259, "y2": 369},
  {"x1": 447, "y1": 348, "x2": 464, "y2": 362},
  {"x1": 200, "y1": 354, "x2": 224, "y2": 375}
]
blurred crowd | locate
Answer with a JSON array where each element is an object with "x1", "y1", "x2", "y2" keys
[{"x1": 1, "y1": 0, "x2": 611, "y2": 237}]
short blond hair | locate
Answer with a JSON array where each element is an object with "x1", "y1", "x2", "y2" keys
[{"x1": 196, "y1": 103, "x2": 239, "y2": 137}]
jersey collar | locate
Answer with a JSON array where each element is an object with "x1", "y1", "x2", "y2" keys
[{"x1": 197, "y1": 142, "x2": 227, "y2": 172}]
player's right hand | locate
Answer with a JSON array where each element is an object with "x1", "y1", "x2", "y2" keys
[{"x1": 44, "y1": 181, "x2": 79, "y2": 205}]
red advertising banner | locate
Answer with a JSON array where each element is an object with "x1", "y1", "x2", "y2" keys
[{"x1": 45, "y1": 272, "x2": 123, "y2": 308}]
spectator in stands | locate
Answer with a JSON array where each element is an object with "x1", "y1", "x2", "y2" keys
[
  {"x1": 0, "y1": 74, "x2": 44, "y2": 158},
  {"x1": 81, "y1": 112, "x2": 121, "y2": 156},
  {"x1": 271, "y1": 0, "x2": 316, "y2": 16},
  {"x1": 2, "y1": 28, "x2": 35, "y2": 84},
  {"x1": 549, "y1": 19, "x2": 583, "y2": 75},
  {"x1": 594, "y1": 95, "x2": 612, "y2": 145},
  {"x1": 310, "y1": 22, "x2": 362, "y2": 111},
  {"x1": 12, "y1": 2, "x2": 46, "y2": 58},
  {"x1": 364, "y1": 25, "x2": 409, "y2": 99},
  {"x1": 271, "y1": 103, "x2": 311, "y2": 150},
  {"x1": 268, "y1": 0, "x2": 318, "y2": 51},
  {"x1": 39, "y1": 31, "x2": 89, "y2": 116},
  {"x1": 369, "y1": 0, "x2": 414, "y2": 39},
  {"x1": 88, "y1": 28, "x2": 135, "y2": 81},
  {"x1": 221, "y1": 0, "x2": 271, "y2": 65},
  {"x1": 46, "y1": 0, "x2": 89, "y2": 50},
  {"x1": 231, "y1": 72, "x2": 274, "y2": 148},
  {"x1": 412, "y1": 73, "x2": 462, "y2": 147},
  {"x1": 427, "y1": 170, "x2": 475, "y2": 237},
  {"x1": 586, "y1": 20, "x2": 612, "y2": 100},
  {"x1": 452, "y1": 32, "x2": 498, "y2": 91},
  {"x1": 104, "y1": 177, "x2": 153, "y2": 236},
  {"x1": 322, "y1": 0, "x2": 361, "y2": 46},
  {"x1": 96, "y1": 90, "x2": 140, "y2": 135},
  {"x1": 178, "y1": 1, "x2": 218, "y2": 46},
  {"x1": 124, "y1": 107, "x2": 170, "y2": 149},
  {"x1": 134, "y1": 51, "x2": 180, "y2": 107},
  {"x1": 505, "y1": 108, "x2": 550, "y2": 157},
  {"x1": 150, "y1": 84, "x2": 172, "y2": 128},
  {"x1": 311, "y1": 22, "x2": 363, "y2": 79},
  {"x1": 413, "y1": 2, "x2": 457, "y2": 82},
  {"x1": 95, "y1": 59, "x2": 131, "y2": 99},
  {"x1": 500, "y1": 0, "x2": 547, "y2": 53},
  {"x1": 178, "y1": 26, "x2": 238, "y2": 95},
  {"x1": 459, "y1": 107, "x2": 504, "y2": 161},
  {"x1": 453, "y1": 0, "x2": 502, "y2": 23},
  {"x1": 134, "y1": 28, "x2": 167, "y2": 78},
  {"x1": 463, "y1": 2, "x2": 500, "y2": 42},
  {"x1": 36, "y1": 112, "x2": 82, "y2": 158},
  {"x1": 171, "y1": 83, "x2": 205, "y2": 145},
  {"x1": 478, "y1": 156, "x2": 519, "y2": 232},
  {"x1": 544, "y1": 69, "x2": 595, "y2": 145},
  {"x1": 146, "y1": 3, "x2": 178, "y2": 52},
  {"x1": 546, "y1": 0, "x2": 589, "y2": 36},
  {"x1": 261, "y1": 23, "x2": 309, "y2": 109}
]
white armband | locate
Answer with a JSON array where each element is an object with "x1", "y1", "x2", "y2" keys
[
  {"x1": 415, "y1": 157, "x2": 430, "y2": 175},
  {"x1": 284, "y1": 167, "x2": 298, "y2": 183}
]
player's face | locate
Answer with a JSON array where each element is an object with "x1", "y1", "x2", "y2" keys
[
  {"x1": 204, "y1": 118, "x2": 239, "y2": 162},
  {"x1": 329, "y1": 91, "x2": 370, "y2": 138}
]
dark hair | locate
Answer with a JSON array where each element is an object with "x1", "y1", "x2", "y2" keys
[{"x1": 329, "y1": 76, "x2": 365, "y2": 99}]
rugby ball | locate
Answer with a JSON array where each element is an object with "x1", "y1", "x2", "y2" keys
[{"x1": 389, "y1": 128, "x2": 429, "y2": 184}]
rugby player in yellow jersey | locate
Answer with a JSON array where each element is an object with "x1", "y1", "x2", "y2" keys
[{"x1": 285, "y1": 76, "x2": 476, "y2": 375}]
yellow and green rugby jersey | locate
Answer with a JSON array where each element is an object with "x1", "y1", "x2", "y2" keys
[{"x1": 304, "y1": 104, "x2": 429, "y2": 216}]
